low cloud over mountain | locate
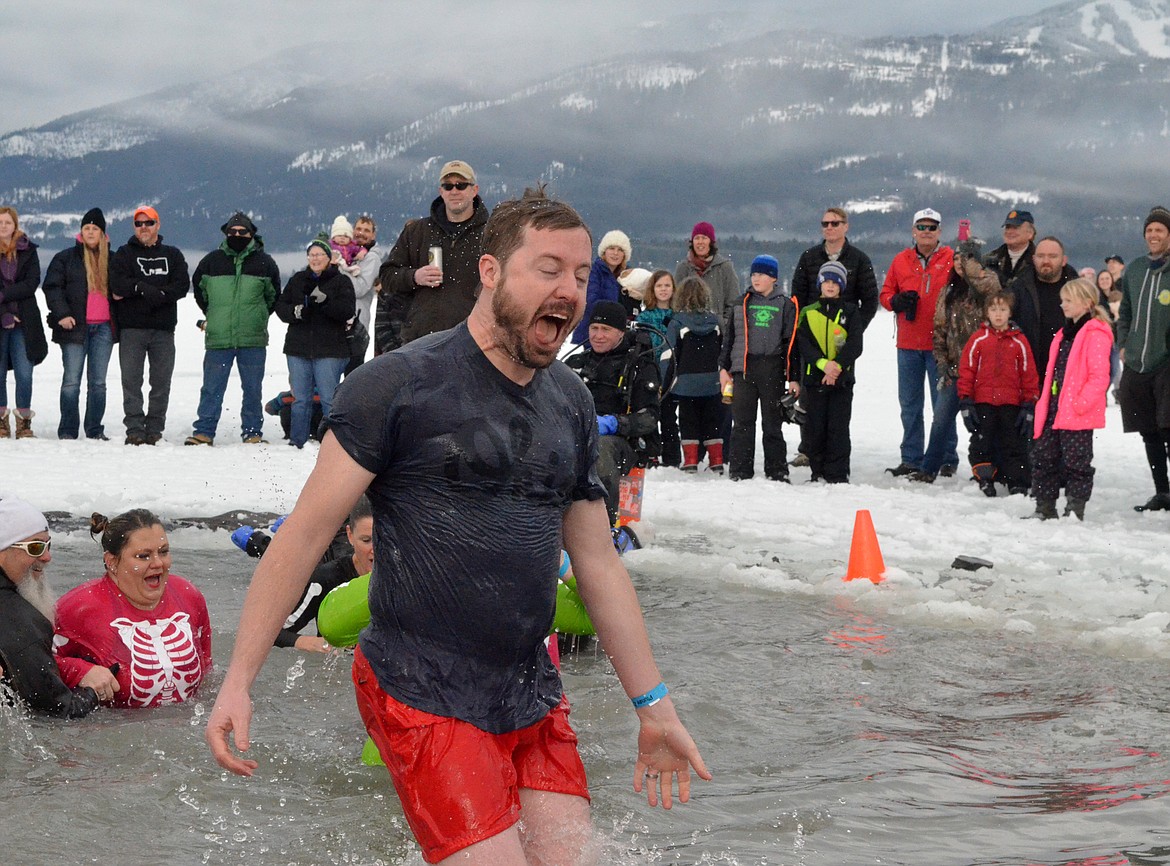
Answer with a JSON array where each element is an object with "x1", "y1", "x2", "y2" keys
[{"x1": 2, "y1": 0, "x2": 1166, "y2": 264}]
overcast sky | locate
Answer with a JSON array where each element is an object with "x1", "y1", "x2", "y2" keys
[{"x1": 4, "y1": 0, "x2": 1062, "y2": 136}]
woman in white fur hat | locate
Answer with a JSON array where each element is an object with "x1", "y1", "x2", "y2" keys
[{"x1": 571, "y1": 229, "x2": 635, "y2": 345}]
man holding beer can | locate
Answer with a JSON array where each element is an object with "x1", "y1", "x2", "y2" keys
[{"x1": 376, "y1": 160, "x2": 489, "y2": 347}]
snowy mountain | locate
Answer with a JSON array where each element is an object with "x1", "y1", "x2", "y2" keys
[{"x1": 2, "y1": 0, "x2": 1167, "y2": 264}]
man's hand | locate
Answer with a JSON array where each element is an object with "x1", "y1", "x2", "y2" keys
[
  {"x1": 205, "y1": 685, "x2": 260, "y2": 776},
  {"x1": 632, "y1": 698, "x2": 712, "y2": 809},
  {"x1": 58, "y1": 316, "x2": 77, "y2": 330},
  {"x1": 414, "y1": 264, "x2": 442, "y2": 288},
  {"x1": 889, "y1": 290, "x2": 919, "y2": 318}
]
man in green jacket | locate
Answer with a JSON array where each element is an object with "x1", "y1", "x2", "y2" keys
[
  {"x1": 186, "y1": 212, "x2": 280, "y2": 445},
  {"x1": 1117, "y1": 206, "x2": 1170, "y2": 512}
]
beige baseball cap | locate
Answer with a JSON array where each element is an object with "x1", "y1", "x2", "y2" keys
[{"x1": 439, "y1": 160, "x2": 476, "y2": 183}]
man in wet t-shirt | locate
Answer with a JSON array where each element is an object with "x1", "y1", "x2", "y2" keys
[{"x1": 207, "y1": 187, "x2": 709, "y2": 865}]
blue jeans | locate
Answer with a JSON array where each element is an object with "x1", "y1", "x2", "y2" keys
[
  {"x1": 59, "y1": 323, "x2": 114, "y2": 438},
  {"x1": 0, "y1": 326, "x2": 34, "y2": 409},
  {"x1": 287, "y1": 355, "x2": 347, "y2": 447},
  {"x1": 896, "y1": 349, "x2": 956, "y2": 469},
  {"x1": 920, "y1": 379, "x2": 961, "y2": 475},
  {"x1": 194, "y1": 347, "x2": 267, "y2": 439}
]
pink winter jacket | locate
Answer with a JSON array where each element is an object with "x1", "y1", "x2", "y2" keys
[{"x1": 1033, "y1": 318, "x2": 1113, "y2": 438}]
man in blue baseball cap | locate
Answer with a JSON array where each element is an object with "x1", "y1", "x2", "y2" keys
[{"x1": 984, "y1": 208, "x2": 1036, "y2": 291}]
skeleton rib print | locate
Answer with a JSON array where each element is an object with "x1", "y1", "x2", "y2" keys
[{"x1": 111, "y1": 612, "x2": 203, "y2": 706}]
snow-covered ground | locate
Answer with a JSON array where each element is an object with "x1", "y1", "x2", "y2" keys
[{"x1": 5, "y1": 294, "x2": 1168, "y2": 658}]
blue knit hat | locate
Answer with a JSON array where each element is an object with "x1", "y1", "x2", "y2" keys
[
  {"x1": 818, "y1": 261, "x2": 848, "y2": 289},
  {"x1": 750, "y1": 254, "x2": 779, "y2": 280}
]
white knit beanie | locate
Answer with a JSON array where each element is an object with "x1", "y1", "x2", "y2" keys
[
  {"x1": 0, "y1": 493, "x2": 48, "y2": 550},
  {"x1": 330, "y1": 216, "x2": 354, "y2": 239},
  {"x1": 597, "y1": 230, "x2": 632, "y2": 261}
]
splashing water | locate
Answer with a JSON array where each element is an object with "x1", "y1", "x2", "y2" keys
[{"x1": 284, "y1": 657, "x2": 306, "y2": 692}]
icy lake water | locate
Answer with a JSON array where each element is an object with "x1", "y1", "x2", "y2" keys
[{"x1": 5, "y1": 526, "x2": 1170, "y2": 866}]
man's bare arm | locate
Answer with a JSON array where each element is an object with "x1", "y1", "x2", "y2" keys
[{"x1": 205, "y1": 433, "x2": 374, "y2": 775}]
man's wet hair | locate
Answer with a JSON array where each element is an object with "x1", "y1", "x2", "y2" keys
[{"x1": 482, "y1": 184, "x2": 591, "y2": 271}]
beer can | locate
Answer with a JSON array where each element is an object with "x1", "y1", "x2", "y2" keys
[
  {"x1": 721, "y1": 381, "x2": 734, "y2": 404},
  {"x1": 428, "y1": 246, "x2": 443, "y2": 272}
]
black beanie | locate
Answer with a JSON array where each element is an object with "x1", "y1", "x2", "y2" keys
[
  {"x1": 221, "y1": 211, "x2": 258, "y2": 236},
  {"x1": 80, "y1": 207, "x2": 106, "y2": 232},
  {"x1": 1144, "y1": 206, "x2": 1170, "y2": 233},
  {"x1": 589, "y1": 301, "x2": 628, "y2": 331}
]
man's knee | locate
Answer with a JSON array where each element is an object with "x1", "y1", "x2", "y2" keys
[{"x1": 516, "y1": 790, "x2": 596, "y2": 866}]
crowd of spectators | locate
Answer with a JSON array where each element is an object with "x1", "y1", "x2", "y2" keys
[{"x1": 3, "y1": 182, "x2": 1170, "y2": 517}]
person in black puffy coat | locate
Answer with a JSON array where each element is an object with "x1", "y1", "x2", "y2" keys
[
  {"x1": 43, "y1": 208, "x2": 115, "y2": 440},
  {"x1": 274, "y1": 238, "x2": 356, "y2": 448}
]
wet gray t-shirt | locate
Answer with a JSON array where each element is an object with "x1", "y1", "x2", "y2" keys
[{"x1": 329, "y1": 323, "x2": 606, "y2": 733}]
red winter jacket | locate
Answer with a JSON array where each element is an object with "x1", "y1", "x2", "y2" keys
[
  {"x1": 956, "y1": 322, "x2": 1039, "y2": 406},
  {"x1": 879, "y1": 245, "x2": 954, "y2": 350}
]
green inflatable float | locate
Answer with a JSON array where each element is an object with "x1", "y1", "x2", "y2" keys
[{"x1": 317, "y1": 551, "x2": 593, "y2": 766}]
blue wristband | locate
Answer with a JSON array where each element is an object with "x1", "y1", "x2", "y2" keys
[{"x1": 631, "y1": 682, "x2": 668, "y2": 709}]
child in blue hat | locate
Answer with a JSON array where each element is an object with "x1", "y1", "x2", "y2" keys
[{"x1": 718, "y1": 254, "x2": 801, "y2": 481}]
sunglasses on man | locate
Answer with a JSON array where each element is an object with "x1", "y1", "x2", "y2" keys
[
  {"x1": 821, "y1": 220, "x2": 844, "y2": 228},
  {"x1": 440, "y1": 181, "x2": 473, "y2": 191},
  {"x1": 914, "y1": 223, "x2": 940, "y2": 232},
  {"x1": 10, "y1": 539, "x2": 51, "y2": 556},
  {"x1": 226, "y1": 228, "x2": 251, "y2": 237},
  {"x1": 134, "y1": 219, "x2": 157, "y2": 228}
]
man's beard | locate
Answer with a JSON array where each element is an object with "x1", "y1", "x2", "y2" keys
[
  {"x1": 490, "y1": 276, "x2": 575, "y2": 370},
  {"x1": 17, "y1": 571, "x2": 56, "y2": 623}
]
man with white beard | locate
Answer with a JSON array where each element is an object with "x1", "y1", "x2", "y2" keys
[{"x1": 0, "y1": 495, "x2": 117, "y2": 716}]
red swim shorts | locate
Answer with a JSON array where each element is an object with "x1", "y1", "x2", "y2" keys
[{"x1": 352, "y1": 646, "x2": 590, "y2": 864}]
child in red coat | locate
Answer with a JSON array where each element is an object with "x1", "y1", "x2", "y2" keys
[{"x1": 957, "y1": 291, "x2": 1039, "y2": 496}]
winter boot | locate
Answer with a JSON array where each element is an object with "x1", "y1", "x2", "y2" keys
[
  {"x1": 972, "y1": 462, "x2": 997, "y2": 497},
  {"x1": 1023, "y1": 500, "x2": 1059, "y2": 520},
  {"x1": 705, "y1": 440, "x2": 724, "y2": 475},
  {"x1": 0, "y1": 409, "x2": 9, "y2": 439},
  {"x1": 13, "y1": 409, "x2": 34, "y2": 439},
  {"x1": 1135, "y1": 493, "x2": 1170, "y2": 512},
  {"x1": 681, "y1": 441, "x2": 700, "y2": 473},
  {"x1": 1064, "y1": 498, "x2": 1086, "y2": 521}
]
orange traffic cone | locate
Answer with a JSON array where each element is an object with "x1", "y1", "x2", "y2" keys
[{"x1": 844, "y1": 509, "x2": 886, "y2": 584}]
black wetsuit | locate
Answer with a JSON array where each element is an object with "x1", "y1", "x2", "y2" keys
[{"x1": 0, "y1": 568, "x2": 98, "y2": 718}]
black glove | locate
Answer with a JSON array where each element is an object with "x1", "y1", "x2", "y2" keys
[
  {"x1": 959, "y1": 400, "x2": 979, "y2": 434},
  {"x1": 889, "y1": 291, "x2": 919, "y2": 321},
  {"x1": 1016, "y1": 404, "x2": 1035, "y2": 436},
  {"x1": 309, "y1": 286, "x2": 328, "y2": 305}
]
